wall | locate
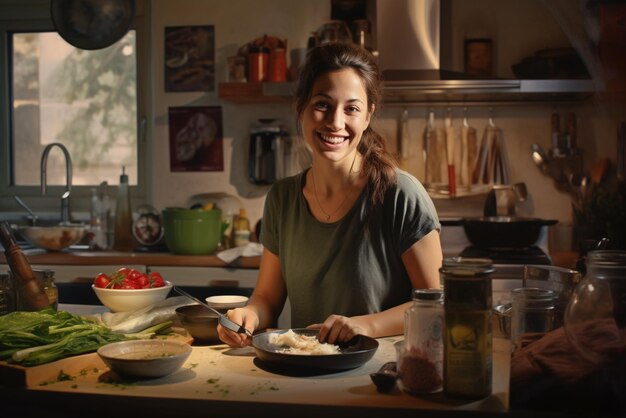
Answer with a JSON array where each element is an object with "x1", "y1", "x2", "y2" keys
[{"x1": 148, "y1": 0, "x2": 623, "y2": 234}]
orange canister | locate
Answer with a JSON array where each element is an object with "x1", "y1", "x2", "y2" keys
[
  {"x1": 269, "y1": 48, "x2": 287, "y2": 82},
  {"x1": 249, "y1": 46, "x2": 270, "y2": 82}
]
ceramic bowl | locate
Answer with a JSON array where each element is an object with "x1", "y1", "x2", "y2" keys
[
  {"x1": 97, "y1": 339, "x2": 191, "y2": 378},
  {"x1": 205, "y1": 294, "x2": 248, "y2": 313},
  {"x1": 92, "y1": 281, "x2": 173, "y2": 312},
  {"x1": 175, "y1": 304, "x2": 220, "y2": 343}
]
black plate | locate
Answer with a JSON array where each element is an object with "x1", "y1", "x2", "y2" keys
[
  {"x1": 252, "y1": 328, "x2": 378, "y2": 371},
  {"x1": 51, "y1": 0, "x2": 135, "y2": 50}
]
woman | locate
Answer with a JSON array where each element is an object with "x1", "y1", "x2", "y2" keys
[{"x1": 218, "y1": 42, "x2": 442, "y2": 347}]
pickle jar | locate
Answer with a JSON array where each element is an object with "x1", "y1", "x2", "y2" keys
[
  {"x1": 398, "y1": 288, "x2": 444, "y2": 394},
  {"x1": 440, "y1": 257, "x2": 495, "y2": 399}
]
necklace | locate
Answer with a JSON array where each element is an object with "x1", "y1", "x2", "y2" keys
[{"x1": 310, "y1": 152, "x2": 359, "y2": 221}]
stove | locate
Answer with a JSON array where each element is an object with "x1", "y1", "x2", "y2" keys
[{"x1": 458, "y1": 245, "x2": 551, "y2": 266}]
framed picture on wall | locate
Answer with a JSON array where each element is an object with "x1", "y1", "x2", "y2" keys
[
  {"x1": 164, "y1": 25, "x2": 215, "y2": 92},
  {"x1": 168, "y1": 106, "x2": 223, "y2": 172}
]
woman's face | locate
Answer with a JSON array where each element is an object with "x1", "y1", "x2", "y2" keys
[{"x1": 301, "y1": 68, "x2": 373, "y2": 165}]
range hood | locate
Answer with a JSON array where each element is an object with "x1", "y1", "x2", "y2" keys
[{"x1": 375, "y1": 0, "x2": 598, "y2": 104}]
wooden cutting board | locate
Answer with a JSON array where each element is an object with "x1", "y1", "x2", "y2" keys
[{"x1": 0, "y1": 327, "x2": 193, "y2": 388}]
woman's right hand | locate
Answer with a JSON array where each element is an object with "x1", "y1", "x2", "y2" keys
[{"x1": 217, "y1": 307, "x2": 258, "y2": 347}]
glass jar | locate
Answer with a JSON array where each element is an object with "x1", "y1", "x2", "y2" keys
[
  {"x1": 510, "y1": 287, "x2": 557, "y2": 350},
  {"x1": 440, "y1": 257, "x2": 494, "y2": 399},
  {"x1": 564, "y1": 250, "x2": 626, "y2": 365},
  {"x1": 40, "y1": 269, "x2": 58, "y2": 310},
  {"x1": 398, "y1": 288, "x2": 444, "y2": 394},
  {"x1": 0, "y1": 272, "x2": 16, "y2": 315}
]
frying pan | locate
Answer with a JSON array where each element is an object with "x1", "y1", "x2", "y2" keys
[
  {"x1": 448, "y1": 217, "x2": 558, "y2": 248},
  {"x1": 252, "y1": 328, "x2": 378, "y2": 371},
  {"x1": 51, "y1": 0, "x2": 135, "y2": 50}
]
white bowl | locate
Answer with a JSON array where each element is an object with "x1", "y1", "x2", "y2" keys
[
  {"x1": 205, "y1": 294, "x2": 248, "y2": 312},
  {"x1": 92, "y1": 281, "x2": 173, "y2": 312},
  {"x1": 97, "y1": 339, "x2": 191, "y2": 378}
]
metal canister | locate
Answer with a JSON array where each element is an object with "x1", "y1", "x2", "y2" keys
[
  {"x1": 441, "y1": 257, "x2": 494, "y2": 399},
  {"x1": 398, "y1": 288, "x2": 444, "y2": 394}
]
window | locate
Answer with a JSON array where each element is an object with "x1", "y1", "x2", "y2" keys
[
  {"x1": 0, "y1": 0, "x2": 147, "y2": 218},
  {"x1": 12, "y1": 31, "x2": 138, "y2": 187}
]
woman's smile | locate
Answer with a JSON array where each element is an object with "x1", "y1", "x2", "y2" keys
[{"x1": 317, "y1": 131, "x2": 350, "y2": 146}]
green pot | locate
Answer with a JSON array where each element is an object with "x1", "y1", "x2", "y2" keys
[{"x1": 162, "y1": 207, "x2": 223, "y2": 255}]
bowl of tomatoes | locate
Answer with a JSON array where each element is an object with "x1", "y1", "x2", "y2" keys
[{"x1": 92, "y1": 268, "x2": 172, "y2": 312}]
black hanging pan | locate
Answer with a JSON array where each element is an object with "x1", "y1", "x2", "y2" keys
[{"x1": 51, "y1": 0, "x2": 135, "y2": 50}]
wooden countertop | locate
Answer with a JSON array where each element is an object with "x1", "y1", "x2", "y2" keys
[
  {"x1": 0, "y1": 250, "x2": 261, "y2": 269},
  {"x1": 2, "y1": 304, "x2": 513, "y2": 418}
]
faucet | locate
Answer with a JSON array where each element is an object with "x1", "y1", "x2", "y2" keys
[{"x1": 40, "y1": 142, "x2": 73, "y2": 224}]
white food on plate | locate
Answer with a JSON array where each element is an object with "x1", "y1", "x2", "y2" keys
[{"x1": 269, "y1": 329, "x2": 341, "y2": 355}]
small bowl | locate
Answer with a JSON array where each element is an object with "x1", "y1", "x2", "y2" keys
[
  {"x1": 205, "y1": 295, "x2": 248, "y2": 313},
  {"x1": 175, "y1": 304, "x2": 220, "y2": 343},
  {"x1": 92, "y1": 281, "x2": 173, "y2": 312},
  {"x1": 97, "y1": 339, "x2": 191, "y2": 378}
]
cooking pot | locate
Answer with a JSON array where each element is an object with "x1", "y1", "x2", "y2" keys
[
  {"x1": 458, "y1": 216, "x2": 557, "y2": 248},
  {"x1": 162, "y1": 207, "x2": 225, "y2": 255}
]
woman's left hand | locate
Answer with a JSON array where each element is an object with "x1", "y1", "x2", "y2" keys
[{"x1": 307, "y1": 314, "x2": 370, "y2": 344}]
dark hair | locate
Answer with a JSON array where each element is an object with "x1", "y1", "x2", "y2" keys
[{"x1": 295, "y1": 42, "x2": 397, "y2": 207}]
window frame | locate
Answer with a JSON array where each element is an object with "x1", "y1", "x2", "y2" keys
[{"x1": 0, "y1": 0, "x2": 149, "y2": 220}]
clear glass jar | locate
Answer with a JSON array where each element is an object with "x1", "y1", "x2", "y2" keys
[
  {"x1": 510, "y1": 287, "x2": 557, "y2": 350},
  {"x1": 0, "y1": 272, "x2": 16, "y2": 315},
  {"x1": 440, "y1": 257, "x2": 494, "y2": 399},
  {"x1": 41, "y1": 269, "x2": 58, "y2": 310},
  {"x1": 564, "y1": 250, "x2": 626, "y2": 365},
  {"x1": 398, "y1": 288, "x2": 444, "y2": 394}
]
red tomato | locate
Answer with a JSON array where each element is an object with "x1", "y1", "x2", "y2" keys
[
  {"x1": 127, "y1": 269, "x2": 143, "y2": 282},
  {"x1": 94, "y1": 273, "x2": 111, "y2": 288},
  {"x1": 135, "y1": 273, "x2": 150, "y2": 289},
  {"x1": 149, "y1": 271, "x2": 165, "y2": 288},
  {"x1": 117, "y1": 267, "x2": 131, "y2": 276}
]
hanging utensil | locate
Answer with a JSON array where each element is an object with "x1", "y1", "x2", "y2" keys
[
  {"x1": 445, "y1": 109, "x2": 456, "y2": 196},
  {"x1": 398, "y1": 108, "x2": 410, "y2": 160},
  {"x1": 51, "y1": 0, "x2": 135, "y2": 50},
  {"x1": 424, "y1": 111, "x2": 439, "y2": 186},
  {"x1": 172, "y1": 286, "x2": 253, "y2": 337}
]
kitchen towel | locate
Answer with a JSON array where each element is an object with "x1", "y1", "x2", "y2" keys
[{"x1": 217, "y1": 242, "x2": 264, "y2": 264}]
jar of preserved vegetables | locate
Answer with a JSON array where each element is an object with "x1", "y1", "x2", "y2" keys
[{"x1": 440, "y1": 257, "x2": 494, "y2": 399}]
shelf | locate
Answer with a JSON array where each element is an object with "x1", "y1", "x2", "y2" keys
[{"x1": 218, "y1": 82, "x2": 295, "y2": 104}]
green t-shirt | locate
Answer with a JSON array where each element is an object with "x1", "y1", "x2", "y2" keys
[{"x1": 260, "y1": 169, "x2": 440, "y2": 328}]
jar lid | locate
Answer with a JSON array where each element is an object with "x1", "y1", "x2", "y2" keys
[
  {"x1": 412, "y1": 288, "x2": 443, "y2": 301},
  {"x1": 439, "y1": 257, "x2": 495, "y2": 277},
  {"x1": 249, "y1": 45, "x2": 270, "y2": 53},
  {"x1": 587, "y1": 250, "x2": 626, "y2": 267}
]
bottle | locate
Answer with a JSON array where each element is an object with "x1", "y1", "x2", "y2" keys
[
  {"x1": 0, "y1": 221, "x2": 50, "y2": 311},
  {"x1": 441, "y1": 257, "x2": 494, "y2": 399},
  {"x1": 113, "y1": 166, "x2": 134, "y2": 251},
  {"x1": 232, "y1": 208, "x2": 251, "y2": 247},
  {"x1": 398, "y1": 288, "x2": 444, "y2": 394}
]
